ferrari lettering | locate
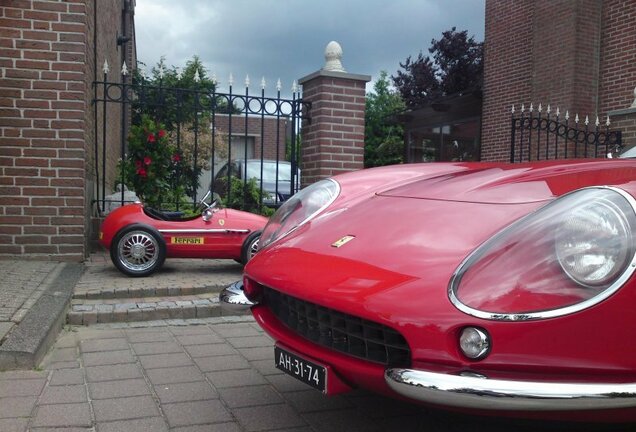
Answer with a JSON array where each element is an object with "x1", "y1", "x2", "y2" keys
[{"x1": 171, "y1": 237, "x2": 204, "y2": 245}]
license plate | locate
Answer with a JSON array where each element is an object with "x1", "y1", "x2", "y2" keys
[{"x1": 275, "y1": 346, "x2": 326, "y2": 392}]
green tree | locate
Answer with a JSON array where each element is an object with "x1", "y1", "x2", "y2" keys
[{"x1": 364, "y1": 71, "x2": 406, "y2": 167}]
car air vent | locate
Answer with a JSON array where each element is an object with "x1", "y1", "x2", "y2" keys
[{"x1": 264, "y1": 288, "x2": 411, "y2": 367}]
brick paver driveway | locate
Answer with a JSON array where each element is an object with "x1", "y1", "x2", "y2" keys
[{"x1": 0, "y1": 318, "x2": 626, "y2": 431}]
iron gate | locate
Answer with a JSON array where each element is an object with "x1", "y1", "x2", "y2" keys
[
  {"x1": 92, "y1": 64, "x2": 310, "y2": 215},
  {"x1": 510, "y1": 104, "x2": 622, "y2": 163}
]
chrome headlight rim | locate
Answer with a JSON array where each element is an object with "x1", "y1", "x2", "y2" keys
[
  {"x1": 259, "y1": 178, "x2": 340, "y2": 250},
  {"x1": 448, "y1": 186, "x2": 636, "y2": 322}
]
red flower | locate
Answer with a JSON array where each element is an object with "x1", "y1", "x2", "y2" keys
[
  {"x1": 135, "y1": 160, "x2": 142, "y2": 168},
  {"x1": 136, "y1": 167, "x2": 147, "y2": 177},
  {"x1": 158, "y1": 129, "x2": 166, "y2": 139},
  {"x1": 172, "y1": 153, "x2": 181, "y2": 162},
  {"x1": 147, "y1": 133, "x2": 156, "y2": 143},
  {"x1": 144, "y1": 156, "x2": 152, "y2": 165}
]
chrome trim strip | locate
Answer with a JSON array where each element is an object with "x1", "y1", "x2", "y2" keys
[
  {"x1": 448, "y1": 186, "x2": 636, "y2": 321},
  {"x1": 219, "y1": 281, "x2": 257, "y2": 312},
  {"x1": 159, "y1": 229, "x2": 250, "y2": 234},
  {"x1": 385, "y1": 368, "x2": 636, "y2": 411}
]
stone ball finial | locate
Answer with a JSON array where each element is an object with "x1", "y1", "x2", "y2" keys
[{"x1": 323, "y1": 41, "x2": 345, "y2": 73}]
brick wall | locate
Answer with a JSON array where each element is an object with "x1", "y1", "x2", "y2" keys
[
  {"x1": 298, "y1": 71, "x2": 369, "y2": 185},
  {"x1": 212, "y1": 115, "x2": 288, "y2": 161},
  {"x1": 481, "y1": 0, "x2": 634, "y2": 162},
  {"x1": 0, "y1": 0, "x2": 131, "y2": 260}
]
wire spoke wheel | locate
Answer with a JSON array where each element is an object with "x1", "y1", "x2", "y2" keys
[
  {"x1": 248, "y1": 237, "x2": 260, "y2": 260},
  {"x1": 117, "y1": 230, "x2": 160, "y2": 272}
]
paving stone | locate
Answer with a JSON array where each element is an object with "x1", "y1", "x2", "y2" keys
[
  {"x1": 89, "y1": 378, "x2": 151, "y2": 400},
  {"x1": 126, "y1": 329, "x2": 172, "y2": 343},
  {"x1": 67, "y1": 312, "x2": 83, "y2": 325},
  {"x1": 0, "y1": 396, "x2": 37, "y2": 418},
  {"x1": 266, "y1": 374, "x2": 315, "y2": 393},
  {"x1": 49, "y1": 368, "x2": 84, "y2": 386},
  {"x1": 285, "y1": 389, "x2": 354, "y2": 413},
  {"x1": 138, "y1": 352, "x2": 193, "y2": 369},
  {"x1": 227, "y1": 335, "x2": 273, "y2": 349},
  {"x1": 195, "y1": 304, "x2": 216, "y2": 318},
  {"x1": 194, "y1": 354, "x2": 251, "y2": 373},
  {"x1": 171, "y1": 424, "x2": 242, "y2": 432},
  {"x1": 184, "y1": 343, "x2": 238, "y2": 358},
  {"x1": 92, "y1": 395, "x2": 160, "y2": 422},
  {"x1": 212, "y1": 323, "x2": 262, "y2": 338},
  {"x1": 0, "y1": 370, "x2": 47, "y2": 381},
  {"x1": 153, "y1": 381, "x2": 218, "y2": 404},
  {"x1": 249, "y1": 359, "x2": 283, "y2": 376},
  {"x1": 39, "y1": 385, "x2": 87, "y2": 404},
  {"x1": 44, "y1": 360, "x2": 80, "y2": 370},
  {"x1": 162, "y1": 400, "x2": 232, "y2": 427},
  {"x1": 236, "y1": 346, "x2": 274, "y2": 361},
  {"x1": 206, "y1": 369, "x2": 267, "y2": 388},
  {"x1": 145, "y1": 366, "x2": 205, "y2": 385},
  {"x1": 233, "y1": 404, "x2": 307, "y2": 431},
  {"x1": 97, "y1": 417, "x2": 169, "y2": 432},
  {"x1": 31, "y1": 403, "x2": 92, "y2": 428},
  {"x1": 218, "y1": 384, "x2": 283, "y2": 408},
  {"x1": 176, "y1": 334, "x2": 223, "y2": 346},
  {"x1": 169, "y1": 325, "x2": 212, "y2": 336},
  {"x1": 77, "y1": 329, "x2": 125, "y2": 340},
  {"x1": 80, "y1": 338, "x2": 129, "y2": 353},
  {"x1": 82, "y1": 349, "x2": 135, "y2": 367},
  {"x1": 0, "y1": 418, "x2": 28, "y2": 432},
  {"x1": 85, "y1": 363, "x2": 143, "y2": 382},
  {"x1": 48, "y1": 347, "x2": 78, "y2": 362},
  {"x1": 127, "y1": 308, "x2": 143, "y2": 322},
  {"x1": 131, "y1": 341, "x2": 183, "y2": 355},
  {"x1": 302, "y1": 408, "x2": 382, "y2": 432},
  {"x1": 82, "y1": 310, "x2": 97, "y2": 325},
  {"x1": 0, "y1": 378, "x2": 46, "y2": 397}
]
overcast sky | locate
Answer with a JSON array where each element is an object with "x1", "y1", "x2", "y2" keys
[{"x1": 134, "y1": 0, "x2": 485, "y2": 97}]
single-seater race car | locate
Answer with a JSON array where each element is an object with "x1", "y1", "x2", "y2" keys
[
  {"x1": 99, "y1": 191, "x2": 267, "y2": 276},
  {"x1": 222, "y1": 154, "x2": 636, "y2": 423}
]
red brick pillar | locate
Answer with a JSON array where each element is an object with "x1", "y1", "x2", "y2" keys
[{"x1": 299, "y1": 42, "x2": 370, "y2": 186}]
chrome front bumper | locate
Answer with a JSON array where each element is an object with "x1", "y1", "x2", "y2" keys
[
  {"x1": 385, "y1": 368, "x2": 636, "y2": 411},
  {"x1": 219, "y1": 281, "x2": 257, "y2": 313}
]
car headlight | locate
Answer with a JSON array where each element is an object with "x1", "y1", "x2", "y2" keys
[
  {"x1": 259, "y1": 179, "x2": 340, "y2": 250},
  {"x1": 449, "y1": 187, "x2": 636, "y2": 320}
]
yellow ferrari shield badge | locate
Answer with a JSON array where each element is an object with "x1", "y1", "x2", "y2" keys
[{"x1": 331, "y1": 235, "x2": 355, "y2": 248}]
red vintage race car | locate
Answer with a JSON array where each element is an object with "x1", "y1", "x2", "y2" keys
[
  {"x1": 99, "y1": 191, "x2": 268, "y2": 276},
  {"x1": 221, "y1": 157, "x2": 636, "y2": 423}
]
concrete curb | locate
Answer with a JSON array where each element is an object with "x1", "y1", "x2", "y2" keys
[{"x1": 0, "y1": 263, "x2": 84, "y2": 370}]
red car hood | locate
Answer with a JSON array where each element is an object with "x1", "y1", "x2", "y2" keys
[{"x1": 247, "y1": 159, "x2": 636, "y2": 326}]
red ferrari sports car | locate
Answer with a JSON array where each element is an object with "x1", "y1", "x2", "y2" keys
[
  {"x1": 221, "y1": 156, "x2": 636, "y2": 422},
  {"x1": 99, "y1": 192, "x2": 267, "y2": 276}
]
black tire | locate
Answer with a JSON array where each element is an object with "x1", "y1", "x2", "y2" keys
[
  {"x1": 240, "y1": 230, "x2": 261, "y2": 264},
  {"x1": 110, "y1": 224, "x2": 166, "y2": 277}
]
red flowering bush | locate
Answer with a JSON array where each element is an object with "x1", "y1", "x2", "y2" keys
[{"x1": 119, "y1": 115, "x2": 186, "y2": 208}]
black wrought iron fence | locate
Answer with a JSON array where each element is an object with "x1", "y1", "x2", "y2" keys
[
  {"x1": 510, "y1": 103, "x2": 622, "y2": 163},
  {"x1": 92, "y1": 62, "x2": 310, "y2": 216}
]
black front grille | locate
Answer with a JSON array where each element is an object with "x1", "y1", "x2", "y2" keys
[{"x1": 264, "y1": 288, "x2": 411, "y2": 367}]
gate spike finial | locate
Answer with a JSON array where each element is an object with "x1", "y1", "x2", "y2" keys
[
  {"x1": 121, "y1": 61, "x2": 128, "y2": 76},
  {"x1": 511, "y1": 104, "x2": 515, "y2": 114},
  {"x1": 556, "y1": 107, "x2": 560, "y2": 117},
  {"x1": 538, "y1": 103, "x2": 542, "y2": 113},
  {"x1": 595, "y1": 116, "x2": 600, "y2": 127},
  {"x1": 158, "y1": 65, "x2": 164, "y2": 79},
  {"x1": 102, "y1": 60, "x2": 109, "y2": 74},
  {"x1": 194, "y1": 70, "x2": 201, "y2": 83},
  {"x1": 606, "y1": 116, "x2": 611, "y2": 127},
  {"x1": 211, "y1": 72, "x2": 217, "y2": 85},
  {"x1": 585, "y1": 115, "x2": 589, "y2": 126},
  {"x1": 575, "y1": 113, "x2": 579, "y2": 124},
  {"x1": 245, "y1": 74, "x2": 250, "y2": 88},
  {"x1": 229, "y1": 73, "x2": 234, "y2": 87},
  {"x1": 521, "y1": 103, "x2": 525, "y2": 112},
  {"x1": 547, "y1": 104, "x2": 551, "y2": 114},
  {"x1": 292, "y1": 80, "x2": 298, "y2": 93},
  {"x1": 529, "y1": 103, "x2": 534, "y2": 113},
  {"x1": 565, "y1": 110, "x2": 570, "y2": 120},
  {"x1": 276, "y1": 79, "x2": 282, "y2": 92},
  {"x1": 261, "y1": 76, "x2": 266, "y2": 90},
  {"x1": 175, "y1": 67, "x2": 181, "y2": 80}
]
